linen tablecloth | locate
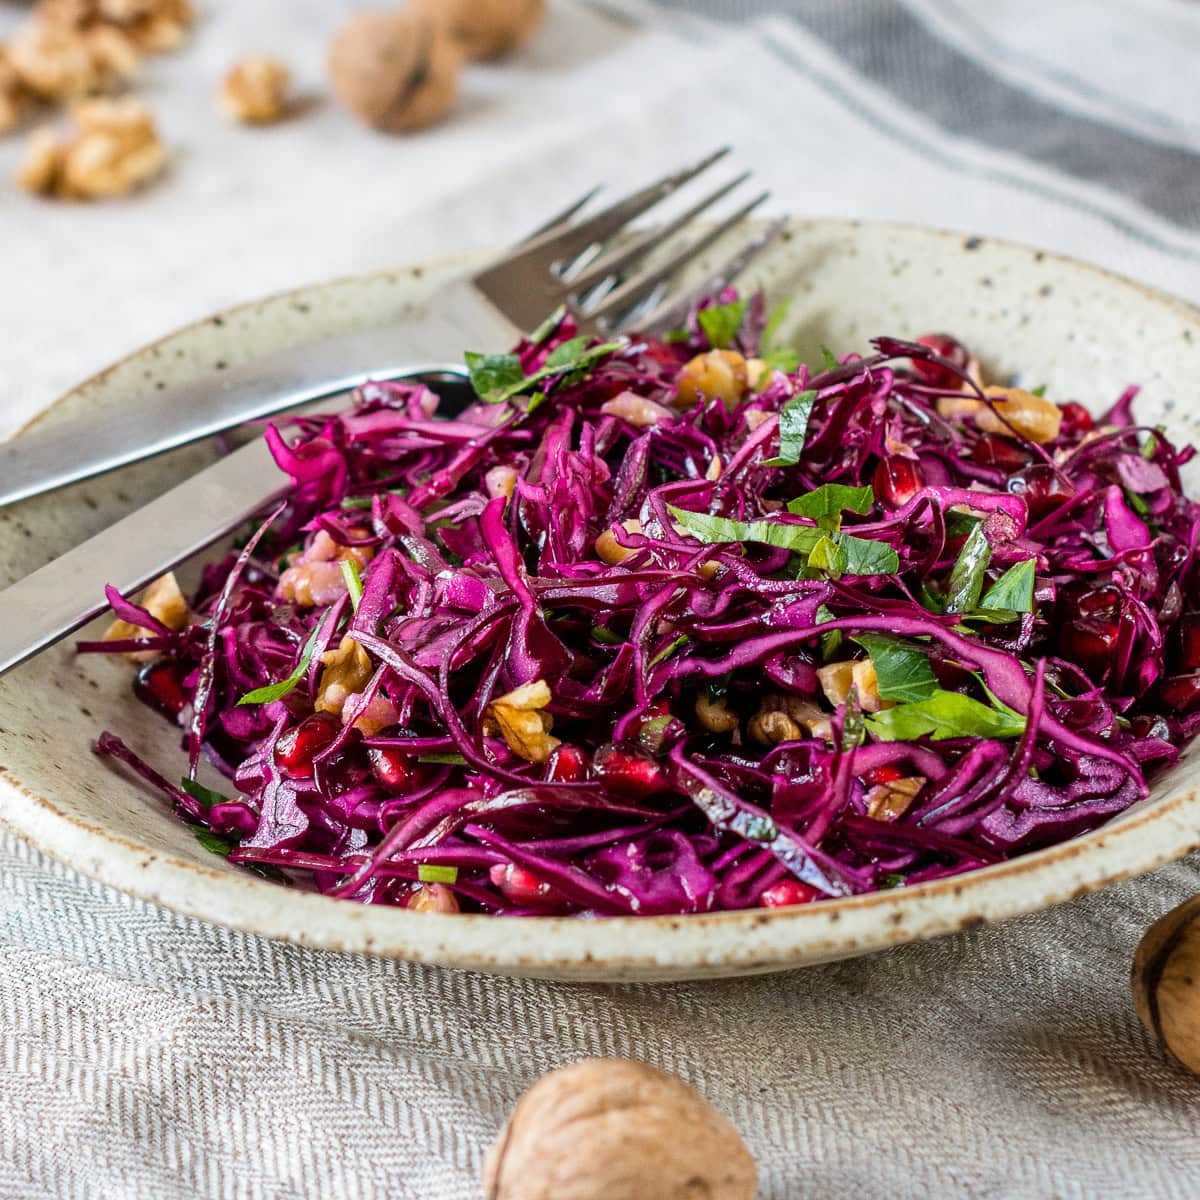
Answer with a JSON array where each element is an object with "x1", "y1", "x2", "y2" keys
[{"x1": 2, "y1": 2, "x2": 1200, "y2": 1195}]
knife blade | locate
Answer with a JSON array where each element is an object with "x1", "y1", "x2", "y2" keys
[
  {"x1": 0, "y1": 279, "x2": 518, "y2": 508},
  {"x1": 0, "y1": 362, "x2": 477, "y2": 677}
]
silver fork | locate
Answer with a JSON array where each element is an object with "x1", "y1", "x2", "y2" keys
[
  {"x1": 0, "y1": 150, "x2": 785, "y2": 674},
  {"x1": 0, "y1": 147, "x2": 782, "y2": 510}
]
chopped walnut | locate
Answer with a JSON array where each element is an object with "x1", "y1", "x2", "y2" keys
[
  {"x1": 600, "y1": 391, "x2": 675, "y2": 429},
  {"x1": 103, "y1": 570, "x2": 189, "y2": 659},
  {"x1": 34, "y1": 0, "x2": 194, "y2": 53},
  {"x1": 817, "y1": 658, "x2": 890, "y2": 713},
  {"x1": 865, "y1": 775, "x2": 926, "y2": 822},
  {"x1": 346, "y1": 693, "x2": 399, "y2": 737},
  {"x1": 7, "y1": 20, "x2": 137, "y2": 100},
  {"x1": 975, "y1": 386, "x2": 1063, "y2": 444},
  {"x1": 20, "y1": 96, "x2": 167, "y2": 198},
  {"x1": 315, "y1": 636, "x2": 373, "y2": 717},
  {"x1": 278, "y1": 530, "x2": 375, "y2": 608},
  {"x1": 595, "y1": 519, "x2": 643, "y2": 566},
  {"x1": 407, "y1": 882, "x2": 460, "y2": 913},
  {"x1": 487, "y1": 679, "x2": 560, "y2": 763},
  {"x1": 748, "y1": 695, "x2": 833, "y2": 746},
  {"x1": 0, "y1": 45, "x2": 35, "y2": 133},
  {"x1": 675, "y1": 350, "x2": 749, "y2": 409},
  {"x1": 694, "y1": 689, "x2": 739, "y2": 734},
  {"x1": 485, "y1": 465, "x2": 519, "y2": 501},
  {"x1": 219, "y1": 53, "x2": 291, "y2": 125}
]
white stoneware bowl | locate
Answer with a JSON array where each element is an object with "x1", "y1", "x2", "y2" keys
[{"x1": 2, "y1": 220, "x2": 1199, "y2": 982}]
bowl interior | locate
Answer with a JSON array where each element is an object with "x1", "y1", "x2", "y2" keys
[{"x1": 2, "y1": 220, "x2": 1199, "y2": 982}]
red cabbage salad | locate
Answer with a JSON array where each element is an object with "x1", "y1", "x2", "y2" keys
[{"x1": 84, "y1": 293, "x2": 1200, "y2": 916}]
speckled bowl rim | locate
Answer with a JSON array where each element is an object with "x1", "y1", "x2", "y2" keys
[{"x1": 3, "y1": 218, "x2": 1200, "y2": 981}]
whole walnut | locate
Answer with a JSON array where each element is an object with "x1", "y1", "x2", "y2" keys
[
  {"x1": 413, "y1": 0, "x2": 544, "y2": 61},
  {"x1": 483, "y1": 1058, "x2": 757, "y2": 1200},
  {"x1": 328, "y1": 9, "x2": 461, "y2": 134},
  {"x1": 1133, "y1": 895, "x2": 1200, "y2": 1074}
]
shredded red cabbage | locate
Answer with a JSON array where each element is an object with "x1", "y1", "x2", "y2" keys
[{"x1": 83, "y1": 295, "x2": 1200, "y2": 915}]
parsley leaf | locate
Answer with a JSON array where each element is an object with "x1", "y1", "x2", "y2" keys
[
  {"x1": 866, "y1": 689, "x2": 1026, "y2": 742},
  {"x1": 194, "y1": 827, "x2": 236, "y2": 857},
  {"x1": 649, "y1": 634, "x2": 690, "y2": 667},
  {"x1": 697, "y1": 299, "x2": 747, "y2": 350},
  {"x1": 851, "y1": 633, "x2": 938, "y2": 703},
  {"x1": 787, "y1": 484, "x2": 874, "y2": 530},
  {"x1": 819, "y1": 344, "x2": 840, "y2": 373},
  {"x1": 944, "y1": 523, "x2": 992, "y2": 614},
  {"x1": 418, "y1": 752, "x2": 468, "y2": 765},
  {"x1": 668, "y1": 506, "x2": 899, "y2": 575},
  {"x1": 763, "y1": 391, "x2": 816, "y2": 466},
  {"x1": 238, "y1": 624, "x2": 323, "y2": 706},
  {"x1": 467, "y1": 340, "x2": 624, "y2": 405},
  {"x1": 816, "y1": 603, "x2": 842, "y2": 660},
  {"x1": 529, "y1": 305, "x2": 567, "y2": 346},
  {"x1": 464, "y1": 351, "x2": 525, "y2": 401},
  {"x1": 179, "y1": 778, "x2": 231, "y2": 809},
  {"x1": 806, "y1": 535, "x2": 846, "y2": 578},
  {"x1": 841, "y1": 689, "x2": 865, "y2": 750},
  {"x1": 980, "y1": 558, "x2": 1035, "y2": 613}
]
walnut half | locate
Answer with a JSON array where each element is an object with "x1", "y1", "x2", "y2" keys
[{"x1": 18, "y1": 96, "x2": 167, "y2": 199}]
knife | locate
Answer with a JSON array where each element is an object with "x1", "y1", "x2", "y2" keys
[
  {"x1": 0, "y1": 280, "x2": 517, "y2": 509},
  {"x1": 0, "y1": 363, "x2": 474, "y2": 677}
]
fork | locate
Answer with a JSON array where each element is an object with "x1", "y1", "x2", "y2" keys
[
  {"x1": 0, "y1": 149, "x2": 785, "y2": 673},
  {"x1": 0, "y1": 147, "x2": 783, "y2": 509}
]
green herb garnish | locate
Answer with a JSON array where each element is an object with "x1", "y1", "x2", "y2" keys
[
  {"x1": 417, "y1": 864, "x2": 459, "y2": 884},
  {"x1": 866, "y1": 689, "x2": 1026, "y2": 742},
  {"x1": 697, "y1": 299, "x2": 747, "y2": 350},
  {"x1": 237, "y1": 624, "x2": 323, "y2": 706},
  {"x1": 762, "y1": 391, "x2": 815, "y2": 466},
  {"x1": 851, "y1": 633, "x2": 938, "y2": 704}
]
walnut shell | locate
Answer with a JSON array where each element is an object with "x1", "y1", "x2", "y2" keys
[
  {"x1": 413, "y1": 0, "x2": 544, "y2": 61},
  {"x1": 483, "y1": 1059, "x2": 757, "y2": 1200},
  {"x1": 1133, "y1": 896, "x2": 1200, "y2": 1073},
  {"x1": 328, "y1": 9, "x2": 461, "y2": 134}
]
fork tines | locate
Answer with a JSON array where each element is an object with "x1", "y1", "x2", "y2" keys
[{"x1": 473, "y1": 147, "x2": 781, "y2": 336}]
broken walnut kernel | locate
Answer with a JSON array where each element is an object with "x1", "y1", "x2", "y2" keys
[{"x1": 487, "y1": 679, "x2": 561, "y2": 764}]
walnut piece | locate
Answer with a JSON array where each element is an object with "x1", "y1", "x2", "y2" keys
[
  {"x1": 8, "y1": 19, "x2": 138, "y2": 101},
  {"x1": 103, "y1": 570, "x2": 189, "y2": 659},
  {"x1": 487, "y1": 679, "x2": 560, "y2": 763},
  {"x1": 748, "y1": 694, "x2": 833, "y2": 745},
  {"x1": 675, "y1": 349, "x2": 749, "y2": 409},
  {"x1": 0, "y1": 45, "x2": 35, "y2": 133},
  {"x1": 865, "y1": 775, "x2": 926, "y2": 821},
  {"x1": 329, "y1": 8, "x2": 462, "y2": 134},
  {"x1": 278, "y1": 530, "x2": 374, "y2": 608},
  {"x1": 220, "y1": 53, "x2": 291, "y2": 125},
  {"x1": 600, "y1": 391, "x2": 675, "y2": 429},
  {"x1": 817, "y1": 658, "x2": 890, "y2": 713},
  {"x1": 407, "y1": 883, "x2": 459, "y2": 913},
  {"x1": 315, "y1": 636, "x2": 373, "y2": 717},
  {"x1": 594, "y1": 519, "x2": 643, "y2": 566},
  {"x1": 34, "y1": 0, "x2": 194, "y2": 53}
]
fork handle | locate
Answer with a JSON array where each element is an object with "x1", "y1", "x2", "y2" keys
[{"x1": 0, "y1": 280, "x2": 519, "y2": 509}]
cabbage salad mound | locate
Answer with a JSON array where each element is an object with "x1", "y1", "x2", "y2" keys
[{"x1": 83, "y1": 293, "x2": 1200, "y2": 915}]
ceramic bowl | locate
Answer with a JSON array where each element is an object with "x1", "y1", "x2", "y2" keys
[{"x1": 2, "y1": 219, "x2": 1199, "y2": 982}]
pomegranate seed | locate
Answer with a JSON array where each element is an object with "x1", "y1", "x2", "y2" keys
[
  {"x1": 547, "y1": 743, "x2": 589, "y2": 783},
  {"x1": 274, "y1": 713, "x2": 340, "y2": 778},
  {"x1": 490, "y1": 862, "x2": 556, "y2": 906},
  {"x1": 1155, "y1": 673, "x2": 1200, "y2": 715},
  {"x1": 133, "y1": 659, "x2": 188, "y2": 718},
  {"x1": 873, "y1": 456, "x2": 924, "y2": 507},
  {"x1": 970, "y1": 434, "x2": 1030, "y2": 473},
  {"x1": 1178, "y1": 614, "x2": 1200, "y2": 671},
  {"x1": 910, "y1": 333, "x2": 971, "y2": 390},
  {"x1": 1008, "y1": 464, "x2": 1074, "y2": 521},
  {"x1": 369, "y1": 747, "x2": 421, "y2": 791},
  {"x1": 1058, "y1": 401, "x2": 1093, "y2": 438},
  {"x1": 1058, "y1": 618, "x2": 1122, "y2": 678},
  {"x1": 1072, "y1": 585, "x2": 1121, "y2": 620},
  {"x1": 865, "y1": 764, "x2": 904, "y2": 786},
  {"x1": 592, "y1": 741, "x2": 669, "y2": 798},
  {"x1": 759, "y1": 879, "x2": 819, "y2": 908}
]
